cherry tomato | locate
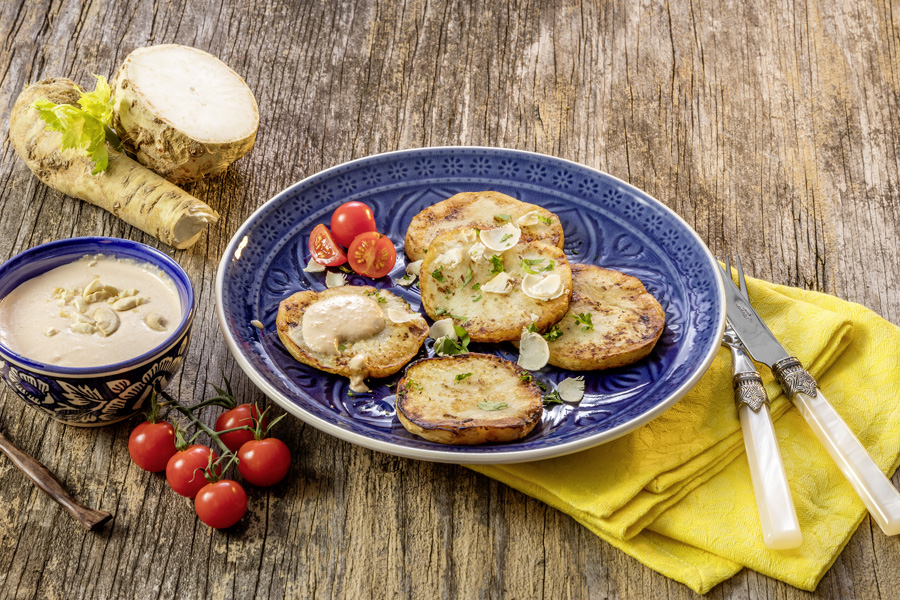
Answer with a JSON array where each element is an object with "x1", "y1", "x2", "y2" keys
[
  {"x1": 330, "y1": 201, "x2": 377, "y2": 247},
  {"x1": 215, "y1": 404, "x2": 268, "y2": 452},
  {"x1": 194, "y1": 480, "x2": 248, "y2": 529},
  {"x1": 309, "y1": 224, "x2": 347, "y2": 266},
  {"x1": 347, "y1": 232, "x2": 396, "y2": 278},
  {"x1": 166, "y1": 444, "x2": 218, "y2": 498},
  {"x1": 238, "y1": 438, "x2": 291, "y2": 487},
  {"x1": 128, "y1": 420, "x2": 177, "y2": 472}
]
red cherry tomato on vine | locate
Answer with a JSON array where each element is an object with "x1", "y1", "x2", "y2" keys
[
  {"x1": 128, "y1": 420, "x2": 177, "y2": 472},
  {"x1": 347, "y1": 232, "x2": 396, "y2": 278},
  {"x1": 194, "y1": 480, "x2": 247, "y2": 529},
  {"x1": 330, "y1": 201, "x2": 377, "y2": 248},
  {"x1": 308, "y1": 224, "x2": 347, "y2": 267},
  {"x1": 215, "y1": 404, "x2": 268, "y2": 452},
  {"x1": 166, "y1": 445, "x2": 218, "y2": 498},
  {"x1": 237, "y1": 438, "x2": 292, "y2": 487}
]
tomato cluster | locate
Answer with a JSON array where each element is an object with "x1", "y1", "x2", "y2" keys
[
  {"x1": 308, "y1": 201, "x2": 397, "y2": 278},
  {"x1": 127, "y1": 388, "x2": 291, "y2": 530}
]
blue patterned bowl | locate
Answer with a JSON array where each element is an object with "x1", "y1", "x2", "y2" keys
[{"x1": 0, "y1": 237, "x2": 194, "y2": 426}]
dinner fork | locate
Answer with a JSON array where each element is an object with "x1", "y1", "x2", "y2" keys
[
  {"x1": 721, "y1": 255, "x2": 900, "y2": 536},
  {"x1": 721, "y1": 321, "x2": 802, "y2": 549}
]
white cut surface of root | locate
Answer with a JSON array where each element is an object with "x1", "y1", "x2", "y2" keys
[
  {"x1": 9, "y1": 78, "x2": 219, "y2": 249},
  {"x1": 112, "y1": 44, "x2": 259, "y2": 184}
]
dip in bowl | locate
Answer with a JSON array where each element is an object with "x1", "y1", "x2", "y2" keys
[{"x1": 0, "y1": 237, "x2": 194, "y2": 426}]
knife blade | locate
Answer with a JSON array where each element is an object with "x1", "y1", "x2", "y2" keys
[{"x1": 722, "y1": 266, "x2": 900, "y2": 536}]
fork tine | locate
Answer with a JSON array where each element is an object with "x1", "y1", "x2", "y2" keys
[
  {"x1": 735, "y1": 255, "x2": 748, "y2": 295},
  {"x1": 725, "y1": 255, "x2": 732, "y2": 280}
]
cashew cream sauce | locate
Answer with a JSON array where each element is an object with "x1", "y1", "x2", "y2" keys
[
  {"x1": 297, "y1": 295, "x2": 386, "y2": 355},
  {"x1": 0, "y1": 255, "x2": 183, "y2": 368}
]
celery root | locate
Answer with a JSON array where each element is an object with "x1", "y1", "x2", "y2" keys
[
  {"x1": 111, "y1": 45, "x2": 259, "y2": 184},
  {"x1": 9, "y1": 78, "x2": 219, "y2": 249}
]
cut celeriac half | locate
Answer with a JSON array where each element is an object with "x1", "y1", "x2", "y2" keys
[{"x1": 112, "y1": 44, "x2": 259, "y2": 184}]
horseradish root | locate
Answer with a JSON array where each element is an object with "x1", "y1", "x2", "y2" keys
[
  {"x1": 111, "y1": 45, "x2": 259, "y2": 184},
  {"x1": 9, "y1": 78, "x2": 219, "y2": 249}
]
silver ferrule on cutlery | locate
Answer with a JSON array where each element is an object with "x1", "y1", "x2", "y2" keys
[
  {"x1": 721, "y1": 255, "x2": 900, "y2": 536},
  {"x1": 723, "y1": 327, "x2": 802, "y2": 549}
]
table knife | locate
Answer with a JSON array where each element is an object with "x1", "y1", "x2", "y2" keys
[
  {"x1": 723, "y1": 325, "x2": 802, "y2": 549},
  {"x1": 723, "y1": 274, "x2": 900, "y2": 536}
]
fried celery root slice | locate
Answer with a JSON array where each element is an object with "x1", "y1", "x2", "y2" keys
[
  {"x1": 396, "y1": 354, "x2": 543, "y2": 445},
  {"x1": 9, "y1": 78, "x2": 219, "y2": 249},
  {"x1": 112, "y1": 44, "x2": 259, "y2": 184},
  {"x1": 546, "y1": 264, "x2": 666, "y2": 370},
  {"x1": 404, "y1": 190, "x2": 564, "y2": 261}
]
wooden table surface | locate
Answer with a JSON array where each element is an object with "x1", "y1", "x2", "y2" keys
[{"x1": 2, "y1": 0, "x2": 899, "y2": 598}]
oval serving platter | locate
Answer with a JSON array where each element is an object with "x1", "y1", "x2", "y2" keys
[{"x1": 215, "y1": 147, "x2": 725, "y2": 464}]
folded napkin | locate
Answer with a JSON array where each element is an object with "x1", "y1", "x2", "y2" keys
[{"x1": 469, "y1": 276, "x2": 900, "y2": 593}]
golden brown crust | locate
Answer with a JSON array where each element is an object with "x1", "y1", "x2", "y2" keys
[
  {"x1": 546, "y1": 264, "x2": 665, "y2": 370},
  {"x1": 276, "y1": 286, "x2": 429, "y2": 379},
  {"x1": 396, "y1": 354, "x2": 543, "y2": 445},
  {"x1": 404, "y1": 191, "x2": 564, "y2": 261}
]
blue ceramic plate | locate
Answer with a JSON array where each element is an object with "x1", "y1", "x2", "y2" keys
[{"x1": 216, "y1": 148, "x2": 725, "y2": 463}]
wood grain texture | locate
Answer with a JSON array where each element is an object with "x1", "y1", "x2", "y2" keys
[{"x1": 1, "y1": 0, "x2": 899, "y2": 598}]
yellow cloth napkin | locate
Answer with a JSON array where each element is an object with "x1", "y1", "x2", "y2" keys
[{"x1": 469, "y1": 276, "x2": 900, "y2": 593}]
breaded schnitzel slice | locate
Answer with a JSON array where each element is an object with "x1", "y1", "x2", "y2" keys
[
  {"x1": 404, "y1": 190, "x2": 563, "y2": 261},
  {"x1": 396, "y1": 353, "x2": 543, "y2": 445},
  {"x1": 546, "y1": 264, "x2": 665, "y2": 370}
]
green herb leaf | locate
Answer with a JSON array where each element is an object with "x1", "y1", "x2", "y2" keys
[
  {"x1": 434, "y1": 325, "x2": 471, "y2": 356},
  {"x1": 435, "y1": 307, "x2": 466, "y2": 320},
  {"x1": 519, "y1": 372, "x2": 533, "y2": 383},
  {"x1": 478, "y1": 400, "x2": 508, "y2": 411},
  {"x1": 432, "y1": 266, "x2": 445, "y2": 282},
  {"x1": 471, "y1": 282, "x2": 482, "y2": 291},
  {"x1": 338, "y1": 343, "x2": 347, "y2": 352},
  {"x1": 489, "y1": 255, "x2": 504, "y2": 275},
  {"x1": 32, "y1": 75, "x2": 116, "y2": 175},
  {"x1": 527, "y1": 322, "x2": 540, "y2": 333},
  {"x1": 572, "y1": 312, "x2": 594, "y2": 331},
  {"x1": 455, "y1": 372, "x2": 473, "y2": 381},
  {"x1": 471, "y1": 293, "x2": 482, "y2": 302},
  {"x1": 542, "y1": 324, "x2": 563, "y2": 341},
  {"x1": 521, "y1": 258, "x2": 546, "y2": 274},
  {"x1": 542, "y1": 390, "x2": 563, "y2": 406},
  {"x1": 493, "y1": 214, "x2": 512, "y2": 223},
  {"x1": 500, "y1": 233, "x2": 512, "y2": 243},
  {"x1": 405, "y1": 379, "x2": 422, "y2": 391},
  {"x1": 462, "y1": 267, "x2": 473, "y2": 287},
  {"x1": 537, "y1": 215, "x2": 553, "y2": 225}
]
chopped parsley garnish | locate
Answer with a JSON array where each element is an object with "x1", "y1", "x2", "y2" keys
[
  {"x1": 519, "y1": 372, "x2": 533, "y2": 383},
  {"x1": 471, "y1": 293, "x2": 482, "y2": 302},
  {"x1": 572, "y1": 312, "x2": 594, "y2": 331},
  {"x1": 527, "y1": 322, "x2": 540, "y2": 333},
  {"x1": 478, "y1": 400, "x2": 508, "y2": 411},
  {"x1": 537, "y1": 215, "x2": 553, "y2": 225},
  {"x1": 535, "y1": 380, "x2": 548, "y2": 392},
  {"x1": 462, "y1": 267, "x2": 473, "y2": 287},
  {"x1": 489, "y1": 255, "x2": 504, "y2": 275},
  {"x1": 455, "y1": 372, "x2": 473, "y2": 381},
  {"x1": 500, "y1": 233, "x2": 513, "y2": 243},
  {"x1": 338, "y1": 264, "x2": 353, "y2": 273},
  {"x1": 493, "y1": 214, "x2": 512, "y2": 223},
  {"x1": 542, "y1": 390, "x2": 563, "y2": 406},
  {"x1": 542, "y1": 324, "x2": 563, "y2": 342},
  {"x1": 364, "y1": 290, "x2": 386, "y2": 303},
  {"x1": 472, "y1": 282, "x2": 482, "y2": 291},
  {"x1": 405, "y1": 379, "x2": 422, "y2": 391},
  {"x1": 338, "y1": 343, "x2": 347, "y2": 352},
  {"x1": 431, "y1": 266, "x2": 445, "y2": 282},
  {"x1": 521, "y1": 258, "x2": 555, "y2": 274},
  {"x1": 435, "y1": 307, "x2": 466, "y2": 320},
  {"x1": 434, "y1": 325, "x2": 471, "y2": 356}
]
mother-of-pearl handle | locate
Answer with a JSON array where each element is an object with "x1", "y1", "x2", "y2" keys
[{"x1": 792, "y1": 390, "x2": 900, "y2": 536}]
